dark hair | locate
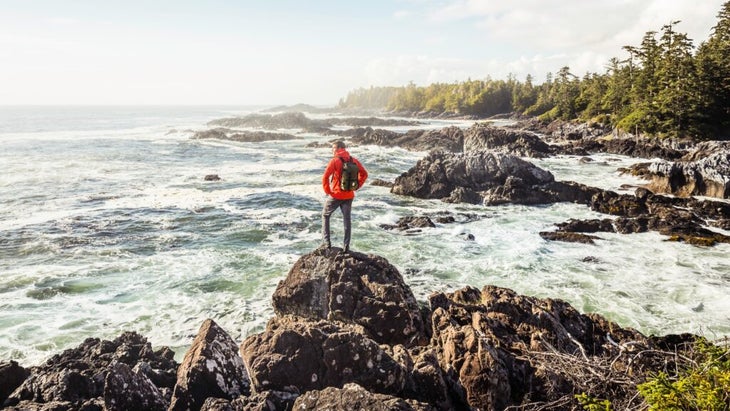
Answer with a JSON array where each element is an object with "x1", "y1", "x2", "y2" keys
[{"x1": 333, "y1": 141, "x2": 346, "y2": 149}]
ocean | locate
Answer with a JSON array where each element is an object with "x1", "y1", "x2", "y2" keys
[{"x1": 1, "y1": 105, "x2": 729, "y2": 365}]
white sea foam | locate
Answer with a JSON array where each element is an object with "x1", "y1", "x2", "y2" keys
[{"x1": 2, "y1": 107, "x2": 729, "y2": 366}]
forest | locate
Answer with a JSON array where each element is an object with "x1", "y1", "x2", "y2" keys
[{"x1": 338, "y1": 2, "x2": 730, "y2": 140}]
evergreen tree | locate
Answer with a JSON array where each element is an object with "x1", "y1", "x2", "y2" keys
[{"x1": 696, "y1": 0, "x2": 730, "y2": 138}]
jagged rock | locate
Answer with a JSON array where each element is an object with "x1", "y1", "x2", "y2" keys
[
  {"x1": 427, "y1": 285, "x2": 650, "y2": 410},
  {"x1": 0, "y1": 361, "x2": 29, "y2": 406},
  {"x1": 193, "y1": 128, "x2": 229, "y2": 140},
  {"x1": 4, "y1": 332, "x2": 176, "y2": 409},
  {"x1": 292, "y1": 383, "x2": 437, "y2": 411},
  {"x1": 555, "y1": 218, "x2": 615, "y2": 233},
  {"x1": 539, "y1": 231, "x2": 602, "y2": 244},
  {"x1": 204, "y1": 174, "x2": 221, "y2": 181},
  {"x1": 680, "y1": 141, "x2": 730, "y2": 161},
  {"x1": 351, "y1": 126, "x2": 464, "y2": 152},
  {"x1": 104, "y1": 363, "x2": 166, "y2": 411},
  {"x1": 271, "y1": 248, "x2": 427, "y2": 347},
  {"x1": 169, "y1": 319, "x2": 250, "y2": 411},
  {"x1": 240, "y1": 317, "x2": 407, "y2": 396},
  {"x1": 646, "y1": 152, "x2": 730, "y2": 198},
  {"x1": 463, "y1": 123, "x2": 552, "y2": 157},
  {"x1": 380, "y1": 216, "x2": 436, "y2": 231},
  {"x1": 391, "y1": 151, "x2": 553, "y2": 201}
]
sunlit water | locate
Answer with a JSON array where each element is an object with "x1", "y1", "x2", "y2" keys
[{"x1": 1, "y1": 106, "x2": 728, "y2": 366}]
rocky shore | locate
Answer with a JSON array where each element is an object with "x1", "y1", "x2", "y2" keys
[{"x1": 0, "y1": 248, "x2": 707, "y2": 410}]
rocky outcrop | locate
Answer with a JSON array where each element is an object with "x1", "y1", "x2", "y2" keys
[
  {"x1": 542, "y1": 188, "x2": 730, "y2": 246},
  {"x1": 271, "y1": 248, "x2": 427, "y2": 347},
  {"x1": 3, "y1": 249, "x2": 717, "y2": 411},
  {"x1": 3, "y1": 332, "x2": 178, "y2": 410},
  {"x1": 463, "y1": 123, "x2": 552, "y2": 157},
  {"x1": 391, "y1": 151, "x2": 599, "y2": 206},
  {"x1": 644, "y1": 152, "x2": 730, "y2": 199},
  {"x1": 570, "y1": 138, "x2": 685, "y2": 160},
  {"x1": 350, "y1": 126, "x2": 464, "y2": 152},
  {"x1": 169, "y1": 319, "x2": 250, "y2": 411}
]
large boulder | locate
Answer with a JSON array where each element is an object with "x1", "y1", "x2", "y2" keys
[
  {"x1": 272, "y1": 248, "x2": 427, "y2": 347},
  {"x1": 463, "y1": 123, "x2": 552, "y2": 157},
  {"x1": 391, "y1": 151, "x2": 555, "y2": 203},
  {"x1": 240, "y1": 316, "x2": 407, "y2": 396},
  {"x1": 646, "y1": 152, "x2": 730, "y2": 199},
  {"x1": 169, "y1": 319, "x2": 250, "y2": 411}
]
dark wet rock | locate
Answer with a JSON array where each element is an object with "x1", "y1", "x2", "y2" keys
[
  {"x1": 204, "y1": 174, "x2": 221, "y2": 181},
  {"x1": 370, "y1": 178, "x2": 395, "y2": 188},
  {"x1": 104, "y1": 363, "x2": 166, "y2": 411},
  {"x1": 0, "y1": 361, "x2": 29, "y2": 405},
  {"x1": 240, "y1": 316, "x2": 407, "y2": 396},
  {"x1": 293, "y1": 383, "x2": 436, "y2": 411},
  {"x1": 555, "y1": 218, "x2": 615, "y2": 233},
  {"x1": 380, "y1": 216, "x2": 436, "y2": 231},
  {"x1": 5, "y1": 332, "x2": 177, "y2": 409},
  {"x1": 645, "y1": 152, "x2": 730, "y2": 199},
  {"x1": 482, "y1": 179, "x2": 600, "y2": 206},
  {"x1": 351, "y1": 126, "x2": 464, "y2": 152},
  {"x1": 271, "y1": 248, "x2": 427, "y2": 347},
  {"x1": 463, "y1": 123, "x2": 552, "y2": 157},
  {"x1": 539, "y1": 231, "x2": 602, "y2": 244},
  {"x1": 169, "y1": 319, "x2": 250, "y2": 411}
]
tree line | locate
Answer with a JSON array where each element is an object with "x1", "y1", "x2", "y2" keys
[{"x1": 338, "y1": 2, "x2": 730, "y2": 140}]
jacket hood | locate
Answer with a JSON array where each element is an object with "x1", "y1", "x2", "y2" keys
[{"x1": 334, "y1": 148, "x2": 351, "y2": 159}]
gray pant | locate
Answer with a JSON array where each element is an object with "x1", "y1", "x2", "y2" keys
[{"x1": 322, "y1": 197, "x2": 353, "y2": 248}]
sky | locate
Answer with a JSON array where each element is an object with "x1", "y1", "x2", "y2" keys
[{"x1": 0, "y1": 0, "x2": 726, "y2": 106}]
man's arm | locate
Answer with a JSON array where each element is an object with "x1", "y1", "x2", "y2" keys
[{"x1": 322, "y1": 159, "x2": 335, "y2": 196}]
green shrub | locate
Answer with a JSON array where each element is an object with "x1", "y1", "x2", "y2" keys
[
  {"x1": 576, "y1": 393, "x2": 612, "y2": 411},
  {"x1": 638, "y1": 340, "x2": 730, "y2": 411}
]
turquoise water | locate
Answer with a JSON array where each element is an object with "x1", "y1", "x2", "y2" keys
[{"x1": 1, "y1": 106, "x2": 729, "y2": 365}]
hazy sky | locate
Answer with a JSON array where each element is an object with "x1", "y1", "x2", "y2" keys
[{"x1": 1, "y1": 0, "x2": 726, "y2": 105}]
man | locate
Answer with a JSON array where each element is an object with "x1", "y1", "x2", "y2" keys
[{"x1": 321, "y1": 141, "x2": 368, "y2": 252}]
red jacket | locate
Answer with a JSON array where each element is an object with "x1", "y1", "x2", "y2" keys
[{"x1": 322, "y1": 148, "x2": 368, "y2": 200}]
